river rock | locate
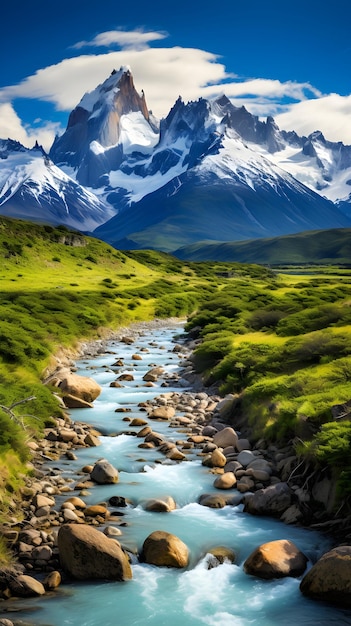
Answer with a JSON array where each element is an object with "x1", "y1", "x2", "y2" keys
[
  {"x1": 84, "y1": 432, "x2": 101, "y2": 447},
  {"x1": 9, "y1": 574, "x2": 46, "y2": 597},
  {"x1": 143, "y1": 367, "x2": 164, "y2": 382},
  {"x1": 300, "y1": 546, "x2": 351, "y2": 606},
  {"x1": 117, "y1": 374, "x2": 134, "y2": 382},
  {"x1": 202, "y1": 448, "x2": 227, "y2": 468},
  {"x1": 236, "y1": 450, "x2": 256, "y2": 467},
  {"x1": 243, "y1": 482, "x2": 292, "y2": 517},
  {"x1": 43, "y1": 570, "x2": 61, "y2": 590},
  {"x1": 148, "y1": 406, "x2": 176, "y2": 420},
  {"x1": 143, "y1": 496, "x2": 176, "y2": 512},
  {"x1": 63, "y1": 394, "x2": 94, "y2": 409},
  {"x1": 213, "y1": 427, "x2": 238, "y2": 449},
  {"x1": 65, "y1": 496, "x2": 86, "y2": 509},
  {"x1": 198, "y1": 493, "x2": 228, "y2": 508},
  {"x1": 84, "y1": 505, "x2": 110, "y2": 518},
  {"x1": 244, "y1": 540, "x2": 308, "y2": 579},
  {"x1": 167, "y1": 447, "x2": 186, "y2": 461},
  {"x1": 130, "y1": 417, "x2": 148, "y2": 426},
  {"x1": 58, "y1": 524, "x2": 132, "y2": 580},
  {"x1": 141, "y1": 530, "x2": 189, "y2": 568},
  {"x1": 59, "y1": 373, "x2": 101, "y2": 403},
  {"x1": 213, "y1": 472, "x2": 237, "y2": 489},
  {"x1": 206, "y1": 546, "x2": 236, "y2": 569},
  {"x1": 90, "y1": 459, "x2": 119, "y2": 484}
]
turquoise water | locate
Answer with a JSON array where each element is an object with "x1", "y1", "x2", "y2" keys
[{"x1": 3, "y1": 323, "x2": 351, "y2": 626}]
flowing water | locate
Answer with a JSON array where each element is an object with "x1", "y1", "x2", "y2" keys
[{"x1": 3, "y1": 322, "x2": 351, "y2": 625}]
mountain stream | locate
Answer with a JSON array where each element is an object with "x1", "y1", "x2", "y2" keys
[{"x1": 4, "y1": 322, "x2": 351, "y2": 626}]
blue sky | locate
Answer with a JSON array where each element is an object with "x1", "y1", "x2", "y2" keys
[{"x1": 1, "y1": 0, "x2": 351, "y2": 150}]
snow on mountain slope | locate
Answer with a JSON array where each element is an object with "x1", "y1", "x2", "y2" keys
[
  {"x1": 0, "y1": 142, "x2": 115, "y2": 230},
  {"x1": 1, "y1": 68, "x2": 351, "y2": 247},
  {"x1": 49, "y1": 68, "x2": 159, "y2": 188},
  {"x1": 95, "y1": 122, "x2": 349, "y2": 252},
  {"x1": 255, "y1": 138, "x2": 351, "y2": 204}
]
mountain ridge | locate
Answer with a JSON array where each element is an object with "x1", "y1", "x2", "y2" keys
[{"x1": 0, "y1": 67, "x2": 350, "y2": 252}]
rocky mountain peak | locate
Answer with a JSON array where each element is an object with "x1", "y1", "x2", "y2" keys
[{"x1": 49, "y1": 67, "x2": 158, "y2": 186}]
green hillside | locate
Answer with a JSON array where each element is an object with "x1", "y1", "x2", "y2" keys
[
  {"x1": 1, "y1": 215, "x2": 351, "y2": 531},
  {"x1": 0, "y1": 216, "x2": 272, "y2": 517},
  {"x1": 174, "y1": 228, "x2": 351, "y2": 264}
]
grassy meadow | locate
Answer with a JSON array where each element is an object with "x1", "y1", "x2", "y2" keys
[{"x1": 1, "y1": 215, "x2": 351, "y2": 522}]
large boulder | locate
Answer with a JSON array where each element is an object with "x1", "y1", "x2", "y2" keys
[
  {"x1": 300, "y1": 546, "x2": 351, "y2": 607},
  {"x1": 244, "y1": 540, "x2": 308, "y2": 579},
  {"x1": 213, "y1": 427, "x2": 238, "y2": 449},
  {"x1": 59, "y1": 372, "x2": 101, "y2": 403},
  {"x1": 141, "y1": 530, "x2": 189, "y2": 568},
  {"x1": 243, "y1": 482, "x2": 292, "y2": 517},
  {"x1": 58, "y1": 524, "x2": 132, "y2": 581},
  {"x1": 90, "y1": 459, "x2": 119, "y2": 484}
]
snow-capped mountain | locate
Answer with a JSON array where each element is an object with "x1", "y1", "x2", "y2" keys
[
  {"x1": 0, "y1": 140, "x2": 115, "y2": 231},
  {"x1": 95, "y1": 118, "x2": 346, "y2": 251},
  {"x1": 0, "y1": 67, "x2": 350, "y2": 251},
  {"x1": 49, "y1": 67, "x2": 159, "y2": 189},
  {"x1": 210, "y1": 95, "x2": 351, "y2": 210}
]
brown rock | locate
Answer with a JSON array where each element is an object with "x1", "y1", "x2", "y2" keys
[
  {"x1": 84, "y1": 432, "x2": 101, "y2": 447},
  {"x1": 202, "y1": 448, "x2": 227, "y2": 468},
  {"x1": 142, "y1": 530, "x2": 189, "y2": 568},
  {"x1": 213, "y1": 427, "x2": 239, "y2": 449},
  {"x1": 198, "y1": 493, "x2": 228, "y2": 508},
  {"x1": 9, "y1": 574, "x2": 46, "y2": 597},
  {"x1": 244, "y1": 539, "x2": 308, "y2": 579},
  {"x1": 300, "y1": 546, "x2": 351, "y2": 607},
  {"x1": 143, "y1": 367, "x2": 164, "y2": 382},
  {"x1": 117, "y1": 374, "x2": 134, "y2": 382},
  {"x1": 130, "y1": 418, "x2": 148, "y2": 426},
  {"x1": 58, "y1": 524, "x2": 132, "y2": 580},
  {"x1": 213, "y1": 472, "x2": 237, "y2": 489},
  {"x1": 59, "y1": 373, "x2": 101, "y2": 402},
  {"x1": 43, "y1": 570, "x2": 61, "y2": 590},
  {"x1": 63, "y1": 394, "x2": 94, "y2": 409},
  {"x1": 84, "y1": 505, "x2": 110, "y2": 518},
  {"x1": 167, "y1": 448, "x2": 186, "y2": 461},
  {"x1": 148, "y1": 406, "x2": 175, "y2": 420},
  {"x1": 206, "y1": 546, "x2": 236, "y2": 569},
  {"x1": 143, "y1": 496, "x2": 177, "y2": 512},
  {"x1": 65, "y1": 496, "x2": 87, "y2": 509}
]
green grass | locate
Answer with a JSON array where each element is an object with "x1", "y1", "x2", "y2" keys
[
  {"x1": 186, "y1": 265, "x2": 351, "y2": 507},
  {"x1": 0, "y1": 217, "x2": 275, "y2": 517},
  {"x1": 2, "y1": 215, "x2": 351, "y2": 515}
]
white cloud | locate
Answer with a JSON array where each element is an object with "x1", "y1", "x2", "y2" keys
[
  {"x1": 0, "y1": 30, "x2": 350, "y2": 149},
  {"x1": 0, "y1": 47, "x2": 229, "y2": 116},
  {"x1": 72, "y1": 28, "x2": 168, "y2": 50},
  {"x1": 0, "y1": 103, "x2": 62, "y2": 150},
  {"x1": 275, "y1": 94, "x2": 351, "y2": 144}
]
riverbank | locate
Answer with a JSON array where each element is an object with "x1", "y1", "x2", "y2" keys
[{"x1": 0, "y1": 320, "x2": 350, "y2": 623}]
